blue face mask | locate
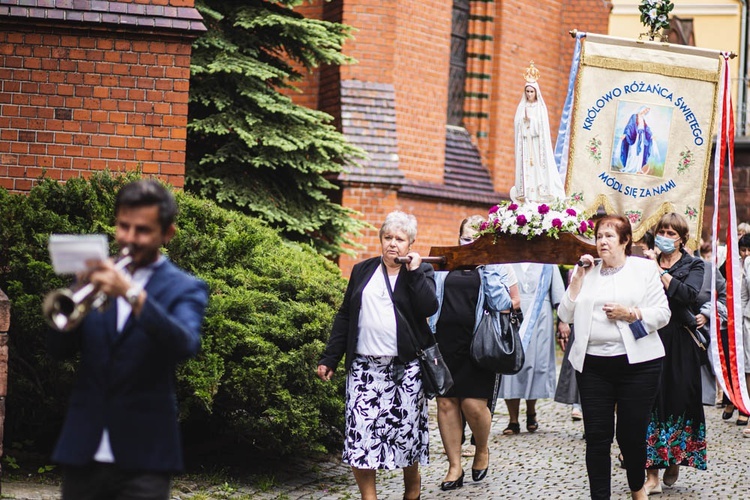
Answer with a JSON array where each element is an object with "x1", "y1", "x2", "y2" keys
[{"x1": 655, "y1": 234, "x2": 678, "y2": 254}]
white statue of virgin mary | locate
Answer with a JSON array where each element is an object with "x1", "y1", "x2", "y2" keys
[{"x1": 511, "y1": 62, "x2": 566, "y2": 204}]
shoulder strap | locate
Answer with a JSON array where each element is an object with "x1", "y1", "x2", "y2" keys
[{"x1": 381, "y1": 260, "x2": 423, "y2": 352}]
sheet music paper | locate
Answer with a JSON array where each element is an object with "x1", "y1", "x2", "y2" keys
[{"x1": 48, "y1": 234, "x2": 109, "y2": 275}]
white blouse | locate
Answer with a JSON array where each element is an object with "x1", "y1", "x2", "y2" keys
[
  {"x1": 558, "y1": 256, "x2": 671, "y2": 372},
  {"x1": 356, "y1": 269, "x2": 399, "y2": 356}
]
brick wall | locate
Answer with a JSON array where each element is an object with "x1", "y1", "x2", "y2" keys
[
  {"x1": 392, "y1": 0, "x2": 451, "y2": 185},
  {"x1": 487, "y1": 0, "x2": 611, "y2": 194},
  {"x1": 0, "y1": 1, "x2": 204, "y2": 192}
]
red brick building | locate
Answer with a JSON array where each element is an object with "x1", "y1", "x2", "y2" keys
[
  {"x1": 0, "y1": 0, "x2": 205, "y2": 192},
  {"x1": 294, "y1": 0, "x2": 612, "y2": 275},
  {"x1": 1, "y1": 0, "x2": 745, "y2": 276}
]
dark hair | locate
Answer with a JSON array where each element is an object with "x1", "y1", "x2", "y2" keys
[
  {"x1": 655, "y1": 212, "x2": 689, "y2": 248},
  {"x1": 739, "y1": 234, "x2": 750, "y2": 249},
  {"x1": 594, "y1": 214, "x2": 632, "y2": 256},
  {"x1": 637, "y1": 230, "x2": 654, "y2": 251},
  {"x1": 699, "y1": 241, "x2": 712, "y2": 257},
  {"x1": 115, "y1": 179, "x2": 178, "y2": 233}
]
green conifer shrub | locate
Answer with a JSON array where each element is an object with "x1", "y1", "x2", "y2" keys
[{"x1": 0, "y1": 173, "x2": 346, "y2": 458}]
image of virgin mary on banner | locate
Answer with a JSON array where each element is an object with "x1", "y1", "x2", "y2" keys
[{"x1": 564, "y1": 33, "x2": 721, "y2": 247}]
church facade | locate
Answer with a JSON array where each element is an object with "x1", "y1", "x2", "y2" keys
[{"x1": 293, "y1": 0, "x2": 610, "y2": 275}]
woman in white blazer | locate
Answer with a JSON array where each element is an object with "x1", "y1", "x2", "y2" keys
[{"x1": 558, "y1": 214, "x2": 671, "y2": 500}]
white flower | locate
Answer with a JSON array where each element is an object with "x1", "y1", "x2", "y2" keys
[
  {"x1": 658, "y1": 14, "x2": 667, "y2": 22},
  {"x1": 648, "y1": 8, "x2": 657, "y2": 20},
  {"x1": 478, "y1": 199, "x2": 594, "y2": 241}
]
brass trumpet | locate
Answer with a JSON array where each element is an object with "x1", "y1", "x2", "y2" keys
[{"x1": 42, "y1": 248, "x2": 133, "y2": 332}]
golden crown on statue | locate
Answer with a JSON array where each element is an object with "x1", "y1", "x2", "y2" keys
[{"x1": 523, "y1": 61, "x2": 540, "y2": 83}]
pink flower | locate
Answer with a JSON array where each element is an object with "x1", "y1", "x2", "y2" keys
[
  {"x1": 552, "y1": 218, "x2": 562, "y2": 228},
  {"x1": 508, "y1": 203, "x2": 519, "y2": 211},
  {"x1": 516, "y1": 215, "x2": 527, "y2": 226},
  {"x1": 488, "y1": 205, "x2": 500, "y2": 215},
  {"x1": 566, "y1": 208, "x2": 577, "y2": 216},
  {"x1": 538, "y1": 204, "x2": 550, "y2": 215},
  {"x1": 578, "y1": 221, "x2": 588, "y2": 233},
  {"x1": 587, "y1": 219, "x2": 594, "y2": 229},
  {"x1": 479, "y1": 221, "x2": 489, "y2": 231}
]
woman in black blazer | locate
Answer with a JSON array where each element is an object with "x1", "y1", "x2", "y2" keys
[{"x1": 317, "y1": 211, "x2": 438, "y2": 500}]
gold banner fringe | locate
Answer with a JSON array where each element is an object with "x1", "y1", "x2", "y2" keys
[
  {"x1": 579, "y1": 197, "x2": 703, "y2": 251},
  {"x1": 582, "y1": 55, "x2": 720, "y2": 83}
]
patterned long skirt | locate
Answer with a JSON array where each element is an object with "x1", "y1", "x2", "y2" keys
[
  {"x1": 646, "y1": 326, "x2": 707, "y2": 470},
  {"x1": 342, "y1": 356, "x2": 429, "y2": 470}
]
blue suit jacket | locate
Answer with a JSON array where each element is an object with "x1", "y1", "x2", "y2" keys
[{"x1": 47, "y1": 258, "x2": 208, "y2": 473}]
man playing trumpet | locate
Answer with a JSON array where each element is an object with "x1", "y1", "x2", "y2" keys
[{"x1": 46, "y1": 179, "x2": 209, "y2": 500}]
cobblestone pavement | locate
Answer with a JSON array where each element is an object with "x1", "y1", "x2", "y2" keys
[{"x1": 4, "y1": 388, "x2": 749, "y2": 499}]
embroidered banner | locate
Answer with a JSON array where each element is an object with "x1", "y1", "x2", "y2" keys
[{"x1": 565, "y1": 34, "x2": 721, "y2": 246}]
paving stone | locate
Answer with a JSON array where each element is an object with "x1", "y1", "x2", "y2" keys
[{"x1": 3, "y1": 362, "x2": 749, "y2": 499}]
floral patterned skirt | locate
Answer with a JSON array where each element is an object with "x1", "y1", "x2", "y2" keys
[
  {"x1": 646, "y1": 326, "x2": 707, "y2": 470},
  {"x1": 342, "y1": 355, "x2": 429, "y2": 470}
]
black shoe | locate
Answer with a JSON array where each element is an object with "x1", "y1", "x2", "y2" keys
[
  {"x1": 502, "y1": 422, "x2": 520, "y2": 435},
  {"x1": 472, "y1": 466, "x2": 488, "y2": 482},
  {"x1": 472, "y1": 451, "x2": 489, "y2": 481},
  {"x1": 440, "y1": 471, "x2": 464, "y2": 491},
  {"x1": 526, "y1": 413, "x2": 538, "y2": 433}
]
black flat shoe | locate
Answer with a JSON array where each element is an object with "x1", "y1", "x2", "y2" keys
[
  {"x1": 737, "y1": 414, "x2": 749, "y2": 426},
  {"x1": 440, "y1": 471, "x2": 464, "y2": 491},
  {"x1": 722, "y1": 406, "x2": 735, "y2": 420},
  {"x1": 526, "y1": 413, "x2": 539, "y2": 433}
]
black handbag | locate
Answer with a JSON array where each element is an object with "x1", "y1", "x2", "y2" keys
[
  {"x1": 381, "y1": 262, "x2": 453, "y2": 398},
  {"x1": 470, "y1": 307, "x2": 525, "y2": 374}
]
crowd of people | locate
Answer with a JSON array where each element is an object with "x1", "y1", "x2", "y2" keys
[
  {"x1": 43, "y1": 78, "x2": 747, "y2": 500},
  {"x1": 315, "y1": 209, "x2": 750, "y2": 500}
]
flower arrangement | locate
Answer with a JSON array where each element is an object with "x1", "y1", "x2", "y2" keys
[
  {"x1": 587, "y1": 136, "x2": 603, "y2": 164},
  {"x1": 476, "y1": 199, "x2": 595, "y2": 241},
  {"x1": 639, "y1": 0, "x2": 674, "y2": 39},
  {"x1": 684, "y1": 205, "x2": 698, "y2": 220},
  {"x1": 625, "y1": 209, "x2": 642, "y2": 225},
  {"x1": 677, "y1": 147, "x2": 694, "y2": 174}
]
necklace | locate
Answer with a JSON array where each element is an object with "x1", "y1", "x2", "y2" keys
[{"x1": 600, "y1": 264, "x2": 624, "y2": 276}]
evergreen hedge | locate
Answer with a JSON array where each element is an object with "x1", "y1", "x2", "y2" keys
[{"x1": 0, "y1": 173, "x2": 347, "y2": 458}]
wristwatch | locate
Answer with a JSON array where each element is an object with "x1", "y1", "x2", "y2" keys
[{"x1": 125, "y1": 286, "x2": 140, "y2": 306}]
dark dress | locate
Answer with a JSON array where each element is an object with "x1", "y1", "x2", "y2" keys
[
  {"x1": 646, "y1": 250, "x2": 707, "y2": 470},
  {"x1": 435, "y1": 269, "x2": 496, "y2": 399}
]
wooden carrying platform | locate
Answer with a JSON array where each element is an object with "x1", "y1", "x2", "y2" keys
[{"x1": 425, "y1": 232, "x2": 597, "y2": 270}]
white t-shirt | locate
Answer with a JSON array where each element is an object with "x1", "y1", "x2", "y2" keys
[{"x1": 356, "y1": 269, "x2": 399, "y2": 357}]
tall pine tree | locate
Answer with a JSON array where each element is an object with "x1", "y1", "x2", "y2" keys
[{"x1": 188, "y1": 0, "x2": 365, "y2": 257}]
